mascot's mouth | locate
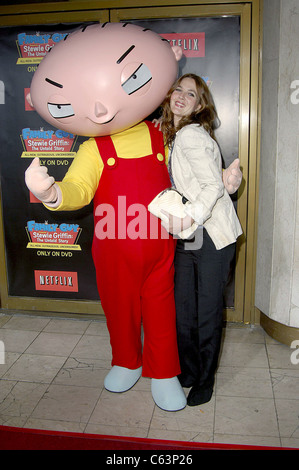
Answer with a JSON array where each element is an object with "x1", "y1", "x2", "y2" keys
[
  {"x1": 101, "y1": 115, "x2": 116, "y2": 124},
  {"x1": 93, "y1": 114, "x2": 117, "y2": 125}
]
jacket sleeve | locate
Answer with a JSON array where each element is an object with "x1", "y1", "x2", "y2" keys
[
  {"x1": 47, "y1": 138, "x2": 103, "y2": 211},
  {"x1": 176, "y1": 126, "x2": 224, "y2": 224}
]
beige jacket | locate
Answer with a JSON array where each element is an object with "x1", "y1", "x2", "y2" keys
[{"x1": 171, "y1": 124, "x2": 242, "y2": 250}]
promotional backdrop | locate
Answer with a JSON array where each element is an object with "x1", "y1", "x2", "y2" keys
[
  {"x1": 0, "y1": 23, "x2": 99, "y2": 300},
  {"x1": 0, "y1": 17, "x2": 240, "y2": 305}
]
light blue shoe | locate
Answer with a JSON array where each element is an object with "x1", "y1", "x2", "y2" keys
[
  {"x1": 104, "y1": 366, "x2": 142, "y2": 392},
  {"x1": 151, "y1": 377, "x2": 187, "y2": 411}
]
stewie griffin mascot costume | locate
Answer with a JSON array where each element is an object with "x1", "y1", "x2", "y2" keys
[{"x1": 25, "y1": 22, "x2": 241, "y2": 411}]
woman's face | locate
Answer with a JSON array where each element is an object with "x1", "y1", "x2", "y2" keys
[{"x1": 170, "y1": 77, "x2": 201, "y2": 127}]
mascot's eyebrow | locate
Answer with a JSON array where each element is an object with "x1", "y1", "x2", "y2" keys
[
  {"x1": 45, "y1": 78, "x2": 63, "y2": 88},
  {"x1": 117, "y1": 45, "x2": 135, "y2": 64}
]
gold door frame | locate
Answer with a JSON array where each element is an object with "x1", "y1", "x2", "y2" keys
[
  {"x1": 0, "y1": 1, "x2": 261, "y2": 324},
  {"x1": 111, "y1": 3, "x2": 255, "y2": 325}
]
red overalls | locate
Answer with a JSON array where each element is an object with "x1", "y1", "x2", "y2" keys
[{"x1": 92, "y1": 122, "x2": 181, "y2": 379}]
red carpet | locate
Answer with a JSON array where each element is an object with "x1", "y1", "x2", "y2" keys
[{"x1": 0, "y1": 425, "x2": 286, "y2": 450}]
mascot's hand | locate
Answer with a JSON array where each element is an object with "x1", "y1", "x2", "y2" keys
[
  {"x1": 223, "y1": 158, "x2": 242, "y2": 194},
  {"x1": 25, "y1": 157, "x2": 59, "y2": 205}
]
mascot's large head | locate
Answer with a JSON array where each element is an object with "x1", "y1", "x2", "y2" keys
[{"x1": 27, "y1": 22, "x2": 182, "y2": 137}]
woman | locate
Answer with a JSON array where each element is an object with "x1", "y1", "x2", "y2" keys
[{"x1": 160, "y1": 74, "x2": 242, "y2": 406}]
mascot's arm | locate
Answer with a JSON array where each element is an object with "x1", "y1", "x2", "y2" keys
[
  {"x1": 54, "y1": 139, "x2": 103, "y2": 211},
  {"x1": 25, "y1": 138, "x2": 103, "y2": 211}
]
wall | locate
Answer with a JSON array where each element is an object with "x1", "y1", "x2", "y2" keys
[{"x1": 256, "y1": 0, "x2": 299, "y2": 330}]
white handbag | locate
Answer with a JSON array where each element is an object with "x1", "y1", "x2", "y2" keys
[{"x1": 148, "y1": 188, "x2": 199, "y2": 239}]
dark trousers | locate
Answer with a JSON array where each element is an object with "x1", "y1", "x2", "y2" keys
[{"x1": 174, "y1": 228, "x2": 235, "y2": 391}]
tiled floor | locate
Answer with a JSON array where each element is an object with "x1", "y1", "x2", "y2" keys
[{"x1": 0, "y1": 312, "x2": 298, "y2": 449}]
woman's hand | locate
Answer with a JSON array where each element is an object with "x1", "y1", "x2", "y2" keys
[
  {"x1": 223, "y1": 158, "x2": 242, "y2": 194},
  {"x1": 152, "y1": 117, "x2": 162, "y2": 130},
  {"x1": 161, "y1": 210, "x2": 194, "y2": 235}
]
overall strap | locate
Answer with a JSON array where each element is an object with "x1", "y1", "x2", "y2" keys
[
  {"x1": 144, "y1": 121, "x2": 166, "y2": 161},
  {"x1": 94, "y1": 135, "x2": 118, "y2": 169}
]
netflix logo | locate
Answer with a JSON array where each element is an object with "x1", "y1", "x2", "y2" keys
[
  {"x1": 35, "y1": 270, "x2": 78, "y2": 292},
  {"x1": 161, "y1": 32, "x2": 205, "y2": 58}
]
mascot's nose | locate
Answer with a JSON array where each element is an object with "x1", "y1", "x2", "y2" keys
[{"x1": 94, "y1": 101, "x2": 108, "y2": 117}]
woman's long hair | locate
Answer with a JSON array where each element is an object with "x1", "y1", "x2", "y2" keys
[{"x1": 161, "y1": 73, "x2": 219, "y2": 148}]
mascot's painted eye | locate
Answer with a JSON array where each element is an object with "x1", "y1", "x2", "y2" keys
[
  {"x1": 47, "y1": 102, "x2": 75, "y2": 119},
  {"x1": 121, "y1": 63, "x2": 152, "y2": 95}
]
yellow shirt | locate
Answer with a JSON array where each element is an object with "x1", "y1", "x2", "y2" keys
[{"x1": 54, "y1": 122, "x2": 167, "y2": 211}]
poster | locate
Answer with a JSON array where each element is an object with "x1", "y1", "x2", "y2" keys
[
  {"x1": 125, "y1": 16, "x2": 240, "y2": 307},
  {"x1": 132, "y1": 16, "x2": 241, "y2": 168},
  {"x1": 0, "y1": 23, "x2": 99, "y2": 300},
  {"x1": 0, "y1": 17, "x2": 240, "y2": 305}
]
